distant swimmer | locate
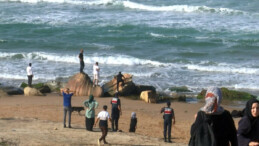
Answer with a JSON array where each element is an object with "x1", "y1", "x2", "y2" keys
[
  {"x1": 79, "y1": 49, "x2": 84, "y2": 73},
  {"x1": 26, "y1": 63, "x2": 33, "y2": 87}
]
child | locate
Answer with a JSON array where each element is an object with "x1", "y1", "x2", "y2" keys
[{"x1": 129, "y1": 112, "x2": 137, "y2": 132}]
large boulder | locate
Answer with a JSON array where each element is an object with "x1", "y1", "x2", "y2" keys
[
  {"x1": 65, "y1": 73, "x2": 103, "y2": 97},
  {"x1": 20, "y1": 82, "x2": 51, "y2": 93},
  {"x1": 135, "y1": 85, "x2": 156, "y2": 94},
  {"x1": 0, "y1": 86, "x2": 24, "y2": 95},
  {"x1": 24, "y1": 87, "x2": 44, "y2": 96},
  {"x1": 0, "y1": 89, "x2": 9, "y2": 97},
  {"x1": 140, "y1": 90, "x2": 157, "y2": 103},
  {"x1": 102, "y1": 73, "x2": 137, "y2": 96}
]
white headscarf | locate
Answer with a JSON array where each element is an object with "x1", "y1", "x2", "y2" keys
[
  {"x1": 200, "y1": 87, "x2": 224, "y2": 114},
  {"x1": 131, "y1": 112, "x2": 136, "y2": 119}
]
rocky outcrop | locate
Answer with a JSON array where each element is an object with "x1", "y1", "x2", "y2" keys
[
  {"x1": 20, "y1": 82, "x2": 51, "y2": 93},
  {"x1": 24, "y1": 87, "x2": 44, "y2": 96},
  {"x1": 0, "y1": 89, "x2": 9, "y2": 97},
  {"x1": 102, "y1": 73, "x2": 136, "y2": 96},
  {"x1": 135, "y1": 85, "x2": 156, "y2": 94},
  {"x1": 0, "y1": 86, "x2": 24, "y2": 95},
  {"x1": 65, "y1": 73, "x2": 103, "y2": 97},
  {"x1": 140, "y1": 90, "x2": 157, "y2": 103}
]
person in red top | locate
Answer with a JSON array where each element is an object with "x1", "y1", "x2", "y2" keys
[
  {"x1": 161, "y1": 101, "x2": 175, "y2": 143},
  {"x1": 110, "y1": 92, "x2": 122, "y2": 131}
]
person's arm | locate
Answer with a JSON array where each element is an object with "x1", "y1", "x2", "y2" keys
[
  {"x1": 160, "y1": 107, "x2": 164, "y2": 113},
  {"x1": 118, "y1": 99, "x2": 122, "y2": 115},
  {"x1": 94, "y1": 118, "x2": 99, "y2": 127},
  {"x1": 190, "y1": 111, "x2": 203, "y2": 136},
  {"x1": 172, "y1": 110, "x2": 176, "y2": 125}
]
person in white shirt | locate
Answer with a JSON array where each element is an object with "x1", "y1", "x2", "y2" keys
[
  {"x1": 94, "y1": 105, "x2": 111, "y2": 145},
  {"x1": 93, "y1": 62, "x2": 100, "y2": 87},
  {"x1": 26, "y1": 63, "x2": 33, "y2": 87}
]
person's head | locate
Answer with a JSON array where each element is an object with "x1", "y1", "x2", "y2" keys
[
  {"x1": 96, "y1": 62, "x2": 98, "y2": 65},
  {"x1": 167, "y1": 101, "x2": 171, "y2": 107},
  {"x1": 131, "y1": 112, "x2": 136, "y2": 119},
  {"x1": 115, "y1": 92, "x2": 119, "y2": 98},
  {"x1": 65, "y1": 88, "x2": 70, "y2": 93},
  {"x1": 103, "y1": 105, "x2": 108, "y2": 111},
  {"x1": 119, "y1": 72, "x2": 121, "y2": 75},
  {"x1": 29, "y1": 63, "x2": 32, "y2": 66},
  {"x1": 89, "y1": 94, "x2": 94, "y2": 103},
  {"x1": 80, "y1": 49, "x2": 83, "y2": 53},
  {"x1": 201, "y1": 87, "x2": 224, "y2": 114},
  {"x1": 245, "y1": 98, "x2": 259, "y2": 119}
]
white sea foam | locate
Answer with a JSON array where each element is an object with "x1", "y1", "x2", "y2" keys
[
  {"x1": 186, "y1": 64, "x2": 259, "y2": 75},
  {"x1": 0, "y1": 73, "x2": 56, "y2": 80}
]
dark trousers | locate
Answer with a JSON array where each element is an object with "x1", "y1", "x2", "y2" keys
[
  {"x1": 85, "y1": 117, "x2": 94, "y2": 131},
  {"x1": 99, "y1": 126, "x2": 108, "y2": 143},
  {"x1": 112, "y1": 117, "x2": 119, "y2": 131},
  {"x1": 64, "y1": 106, "x2": 72, "y2": 126},
  {"x1": 27, "y1": 75, "x2": 33, "y2": 87},
  {"x1": 80, "y1": 61, "x2": 84, "y2": 73},
  {"x1": 164, "y1": 120, "x2": 172, "y2": 140},
  {"x1": 116, "y1": 80, "x2": 124, "y2": 91}
]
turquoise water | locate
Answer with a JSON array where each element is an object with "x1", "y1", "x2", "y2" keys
[{"x1": 0, "y1": 0, "x2": 259, "y2": 94}]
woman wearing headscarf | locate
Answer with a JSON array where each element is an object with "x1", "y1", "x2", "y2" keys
[
  {"x1": 83, "y1": 94, "x2": 99, "y2": 131},
  {"x1": 129, "y1": 112, "x2": 137, "y2": 132},
  {"x1": 237, "y1": 98, "x2": 259, "y2": 146},
  {"x1": 189, "y1": 87, "x2": 237, "y2": 146}
]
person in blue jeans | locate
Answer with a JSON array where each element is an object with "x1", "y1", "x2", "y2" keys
[
  {"x1": 61, "y1": 88, "x2": 74, "y2": 128},
  {"x1": 160, "y1": 101, "x2": 175, "y2": 143}
]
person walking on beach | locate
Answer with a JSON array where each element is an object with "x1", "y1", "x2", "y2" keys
[
  {"x1": 83, "y1": 95, "x2": 99, "y2": 131},
  {"x1": 26, "y1": 63, "x2": 33, "y2": 87},
  {"x1": 94, "y1": 105, "x2": 112, "y2": 145},
  {"x1": 60, "y1": 88, "x2": 74, "y2": 128},
  {"x1": 111, "y1": 92, "x2": 122, "y2": 131},
  {"x1": 79, "y1": 49, "x2": 84, "y2": 73},
  {"x1": 116, "y1": 72, "x2": 125, "y2": 91},
  {"x1": 237, "y1": 98, "x2": 259, "y2": 146},
  {"x1": 161, "y1": 101, "x2": 175, "y2": 143},
  {"x1": 189, "y1": 87, "x2": 237, "y2": 146},
  {"x1": 93, "y1": 62, "x2": 100, "y2": 87},
  {"x1": 129, "y1": 112, "x2": 137, "y2": 132}
]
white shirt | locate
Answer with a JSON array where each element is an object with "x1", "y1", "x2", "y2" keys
[
  {"x1": 97, "y1": 111, "x2": 110, "y2": 121},
  {"x1": 26, "y1": 66, "x2": 33, "y2": 76},
  {"x1": 93, "y1": 64, "x2": 100, "y2": 75}
]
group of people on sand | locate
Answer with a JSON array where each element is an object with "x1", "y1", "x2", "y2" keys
[{"x1": 189, "y1": 87, "x2": 259, "y2": 146}]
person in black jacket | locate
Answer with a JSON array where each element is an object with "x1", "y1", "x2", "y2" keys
[
  {"x1": 129, "y1": 112, "x2": 137, "y2": 132},
  {"x1": 237, "y1": 98, "x2": 259, "y2": 146},
  {"x1": 189, "y1": 87, "x2": 237, "y2": 146}
]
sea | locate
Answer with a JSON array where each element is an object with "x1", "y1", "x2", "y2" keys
[{"x1": 0, "y1": 0, "x2": 259, "y2": 96}]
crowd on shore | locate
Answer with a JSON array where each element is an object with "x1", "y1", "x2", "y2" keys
[{"x1": 26, "y1": 49, "x2": 259, "y2": 145}]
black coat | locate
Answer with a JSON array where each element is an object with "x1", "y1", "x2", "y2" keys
[
  {"x1": 237, "y1": 116, "x2": 259, "y2": 146},
  {"x1": 190, "y1": 110, "x2": 237, "y2": 146}
]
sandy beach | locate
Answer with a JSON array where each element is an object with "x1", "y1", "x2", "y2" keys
[{"x1": 0, "y1": 93, "x2": 242, "y2": 145}]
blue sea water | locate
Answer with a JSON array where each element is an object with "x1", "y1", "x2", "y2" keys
[{"x1": 0, "y1": 0, "x2": 259, "y2": 95}]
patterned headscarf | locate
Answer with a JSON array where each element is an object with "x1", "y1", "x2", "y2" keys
[
  {"x1": 131, "y1": 112, "x2": 136, "y2": 119},
  {"x1": 200, "y1": 87, "x2": 224, "y2": 114}
]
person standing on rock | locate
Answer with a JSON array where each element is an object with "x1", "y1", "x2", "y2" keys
[
  {"x1": 161, "y1": 101, "x2": 175, "y2": 143},
  {"x1": 83, "y1": 95, "x2": 99, "y2": 131},
  {"x1": 60, "y1": 88, "x2": 74, "y2": 128},
  {"x1": 26, "y1": 63, "x2": 33, "y2": 87},
  {"x1": 116, "y1": 72, "x2": 125, "y2": 91},
  {"x1": 93, "y1": 62, "x2": 100, "y2": 87},
  {"x1": 94, "y1": 105, "x2": 112, "y2": 145},
  {"x1": 79, "y1": 49, "x2": 84, "y2": 73},
  {"x1": 111, "y1": 92, "x2": 122, "y2": 131}
]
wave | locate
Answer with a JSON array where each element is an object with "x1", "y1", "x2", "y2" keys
[
  {"x1": 1, "y1": 0, "x2": 251, "y2": 15},
  {"x1": 0, "y1": 52, "x2": 170, "y2": 66},
  {"x1": 186, "y1": 64, "x2": 259, "y2": 75},
  {"x1": 0, "y1": 73, "x2": 57, "y2": 80}
]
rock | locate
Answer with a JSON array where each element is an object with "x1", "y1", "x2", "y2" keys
[
  {"x1": 135, "y1": 85, "x2": 156, "y2": 94},
  {"x1": 24, "y1": 87, "x2": 44, "y2": 96},
  {"x1": 0, "y1": 86, "x2": 24, "y2": 95},
  {"x1": 0, "y1": 89, "x2": 9, "y2": 97},
  {"x1": 197, "y1": 87, "x2": 256, "y2": 100},
  {"x1": 45, "y1": 78, "x2": 67, "y2": 92},
  {"x1": 65, "y1": 73, "x2": 103, "y2": 97},
  {"x1": 140, "y1": 90, "x2": 157, "y2": 103},
  {"x1": 102, "y1": 73, "x2": 137, "y2": 96},
  {"x1": 169, "y1": 86, "x2": 192, "y2": 92},
  {"x1": 20, "y1": 82, "x2": 51, "y2": 93}
]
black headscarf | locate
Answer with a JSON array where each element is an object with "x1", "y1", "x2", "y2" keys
[
  {"x1": 89, "y1": 94, "x2": 94, "y2": 103},
  {"x1": 244, "y1": 98, "x2": 259, "y2": 124}
]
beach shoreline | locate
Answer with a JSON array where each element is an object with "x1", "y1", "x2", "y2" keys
[{"x1": 0, "y1": 93, "x2": 242, "y2": 145}]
